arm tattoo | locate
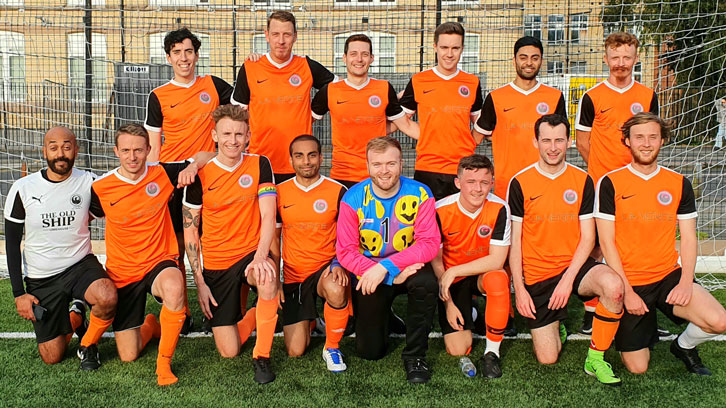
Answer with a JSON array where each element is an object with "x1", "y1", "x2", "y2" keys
[
  {"x1": 186, "y1": 242, "x2": 201, "y2": 273},
  {"x1": 193, "y1": 214, "x2": 200, "y2": 228},
  {"x1": 182, "y1": 206, "x2": 194, "y2": 229}
]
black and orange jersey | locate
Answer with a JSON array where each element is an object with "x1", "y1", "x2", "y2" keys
[
  {"x1": 145, "y1": 75, "x2": 232, "y2": 162},
  {"x1": 576, "y1": 80, "x2": 658, "y2": 182},
  {"x1": 276, "y1": 176, "x2": 346, "y2": 283},
  {"x1": 474, "y1": 82, "x2": 566, "y2": 198},
  {"x1": 436, "y1": 192, "x2": 510, "y2": 284},
  {"x1": 183, "y1": 154, "x2": 276, "y2": 270},
  {"x1": 231, "y1": 54, "x2": 335, "y2": 175},
  {"x1": 595, "y1": 164, "x2": 697, "y2": 286},
  {"x1": 311, "y1": 78, "x2": 404, "y2": 182},
  {"x1": 400, "y1": 68, "x2": 483, "y2": 175},
  {"x1": 508, "y1": 163, "x2": 594, "y2": 285},
  {"x1": 90, "y1": 162, "x2": 187, "y2": 288}
]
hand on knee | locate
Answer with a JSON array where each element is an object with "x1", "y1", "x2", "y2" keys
[{"x1": 257, "y1": 281, "x2": 277, "y2": 301}]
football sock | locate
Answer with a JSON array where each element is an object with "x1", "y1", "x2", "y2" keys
[
  {"x1": 80, "y1": 314, "x2": 113, "y2": 348},
  {"x1": 324, "y1": 301, "x2": 349, "y2": 349},
  {"x1": 590, "y1": 302, "x2": 623, "y2": 352},
  {"x1": 483, "y1": 270, "x2": 510, "y2": 342},
  {"x1": 236, "y1": 307, "x2": 257, "y2": 345},
  {"x1": 678, "y1": 323, "x2": 719, "y2": 349},
  {"x1": 252, "y1": 297, "x2": 278, "y2": 359},
  {"x1": 141, "y1": 314, "x2": 161, "y2": 349},
  {"x1": 485, "y1": 339, "x2": 502, "y2": 357},
  {"x1": 584, "y1": 297, "x2": 598, "y2": 313},
  {"x1": 66, "y1": 311, "x2": 83, "y2": 343},
  {"x1": 156, "y1": 306, "x2": 185, "y2": 386}
]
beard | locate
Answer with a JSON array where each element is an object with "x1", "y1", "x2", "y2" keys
[
  {"x1": 516, "y1": 65, "x2": 540, "y2": 81},
  {"x1": 47, "y1": 156, "x2": 74, "y2": 176}
]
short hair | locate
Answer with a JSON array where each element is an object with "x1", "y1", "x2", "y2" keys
[
  {"x1": 604, "y1": 32, "x2": 640, "y2": 51},
  {"x1": 534, "y1": 114, "x2": 571, "y2": 140},
  {"x1": 434, "y1": 22, "x2": 465, "y2": 45},
  {"x1": 164, "y1": 28, "x2": 201, "y2": 55},
  {"x1": 514, "y1": 36, "x2": 543, "y2": 56},
  {"x1": 366, "y1": 136, "x2": 402, "y2": 159},
  {"x1": 211, "y1": 104, "x2": 249, "y2": 125},
  {"x1": 457, "y1": 154, "x2": 494, "y2": 177},
  {"x1": 621, "y1": 112, "x2": 670, "y2": 146},
  {"x1": 267, "y1": 11, "x2": 296, "y2": 33},
  {"x1": 289, "y1": 134, "x2": 321, "y2": 156},
  {"x1": 115, "y1": 123, "x2": 149, "y2": 147},
  {"x1": 344, "y1": 34, "x2": 373, "y2": 54}
]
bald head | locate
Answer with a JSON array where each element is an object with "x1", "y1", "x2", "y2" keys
[
  {"x1": 43, "y1": 126, "x2": 78, "y2": 179},
  {"x1": 44, "y1": 126, "x2": 76, "y2": 145}
]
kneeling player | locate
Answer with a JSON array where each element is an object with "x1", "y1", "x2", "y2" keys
[
  {"x1": 509, "y1": 114, "x2": 625, "y2": 385},
  {"x1": 433, "y1": 155, "x2": 510, "y2": 378},
  {"x1": 277, "y1": 135, "x2": 350, "y2": 371},
  {"x1": 596, "y1": 112, "x2": 726, "y2": 375},
  {"x1": 183, "y1": 105, "x2": 279, "y2": 384}
]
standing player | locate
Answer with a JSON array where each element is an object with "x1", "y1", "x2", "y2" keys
[
  {"x1": 509, "y1": 115, "x2": 625, "y2": 386},
  {"x1": 276, "y1": 135, "x2": 350, "y2": 372},
  {"x1": 91, "y1": 124, "x2": 208, "y2": 386},
  {"x1": 596, "y1": 112, "x2": 726, "y2": 375},
  {"x1": 182, "y1": 105, "x2": 279, "y2": 384},
  {"x1": 336, "y1": 136, "x2": 440, "y2": 383},
  {"x1": 311, "y1": 33, "x2": 419, "y2": 188},
  {"x1": 232, "y1": 11, "x2": 335, "y2": 182},
  {"x1": 5, "y1": 127, "x2": 117, "y2": 369},
  {"x1": 400, "y1": 21, "x2": 483, "y2": 200},
  {"x1": 575, "y1": 32, "x2": 659, "y2": 334},
  {"x1": 433, "y1": 155, "x2": 511, "y2": 378}
]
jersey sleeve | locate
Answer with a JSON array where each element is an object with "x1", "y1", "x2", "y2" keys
[
  {"x1": 474, "y1": 93, "x2": 496, "y2": 135},
  {"x1": 508, "y1": 177, "x2": 524, "y2": 222},
  {"x1": 470, "y1": 81, "x2": 483, "y2": 116},
  {"x1": 144, "y1": 91, "x2": 163, "y2": 133},
  {"x1": 306, "y1": 57, "x2": 336, "y2": 90},
  {"x1": 677, "y1": 176, "x2": 698, "y2": 220},
  {"x1": 5, "y1": 218, "x2": 25, "y2": 297},
  {"x1": 258, "y1": 155, "x2": 277, "y2": 198},
  {"x1": 3, "y1": 184, "x2": 25, "y2": 223},
  {"x1": 336, "y1": 201, "x2": 379, "y2": 276},
  {"x1": 89, "y1": 186, "x2": 105, "y2": 218},
  {"x1": 212, "y1": 76, "x2": 233, "y2": 105},
  {"x1": 489, "y1": 205, "x2": 511, "y2": 246},
  {"x1": 579, "y1": 175, "x2": 595, "y2": 219},
  {"x1": 231, "y1": 64, "x2": 250, "y2": 107},
  {"x1": 576, "y1": 93, "x2": 595, "y2": 132},
  {"x1": 160, "y1": 161, "x2": 189, "y2": 185},
  {"x1": 335, "y1": 184, "x2": 347, "y2": 216},
  {"x1": 182, "y1": 178, "x2": 203, "y2": 209},
  {"x1": 399, "y1": 79, "x2": 417, "y2": 114},
  {"x1": 385, "y1": 82, "x2": 405, "y2": 120},
  {"x1": 594, "y1": 176, "x2": 615, "y2": 221},
  {"x1": 311, "y1": 83, "x2": 330, "y2": 120},
  {"x1": 555, "y1": 92, "x2": 567, "y2": 117},
  {"x1": 649, "y1": 91, "x2": 659, "y2": 115}
]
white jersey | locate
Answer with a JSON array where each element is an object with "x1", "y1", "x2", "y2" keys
[{"x1": 4, "y1": 168, "x2": 96, "y2": 279}]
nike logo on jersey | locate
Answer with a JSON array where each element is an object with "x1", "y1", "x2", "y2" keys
[
  {"x1": 336, "y1": 100, "x2": 349, "y2": 104},
  {"x1": 529, "y1": 195, "x2": 543, "y2": 201},
  {"x1": 423, "y1": 89, "x2": 435, "y2": 94},
  {"x1": 600, "y1": 107, "x2": 613, "y2": 113},
  {"x1": 447, "y1": 231, "x2": 460, "y2": 236},
  {"x1": 622, "y1": 194, "x2": 636, "y2": 199},
  {"x1": 257, "y1": 79, "x2": 268, "y2": 84},
  {"x1": 110, "y1": 199, "x2": 122, "y2": 206},
  {"x1": 207, "y1": 185, "x2": 221, "y2": 191},
  {"x1": 170, "y1": 102, "x2": 180, "y2": 108},
  {"x1": 503, "y1": 107, "x2": 516, "y2": 112},
  {"x1": 283, "y1": 204, "x2": 295, "y2": 209}
]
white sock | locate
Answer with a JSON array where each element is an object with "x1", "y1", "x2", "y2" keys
[
  {"x1": 484, "y1": 339, "x2": 501, "y2": 357},
  {"x1": 678, "y1": 323, "x2": 718, "y2": 349}
]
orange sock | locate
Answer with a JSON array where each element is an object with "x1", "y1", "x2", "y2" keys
[
  {"x1": 590, "y1": 302, "x2": 623, "y2": 351},
  {"x1": 324, "y1": 302, "x2": 349, "y2": 350},
  {"x1": 156, "y1": 306, "x2": 185, "y2": 386},
  {"x1": 66, "y1": 311, "x2": 84, "y2": 343},
  {"x1": 584, "y1": 297, "x2": 599, "y2": 312},
  {"x1": 482, "y1": 270, "x2": 510, "y2": 342},
  {"x1": 80, "y1": 314, "x2": 113, "y2": 348},
  {"x1": 141, "y1": 314, "x2": 162, "y2": 349},
  {"x1": 252, "y1": 297, "x2": 278, "y2": 359},
  {"x1": 236, "y1": 307, "x2": 256, "y2": 345}
]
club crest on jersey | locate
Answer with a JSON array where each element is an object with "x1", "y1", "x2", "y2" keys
[
  {"x1": 199, "y1": 91, "x2": 211, "y2": 104},
  {"x1": 70, "y1": 193, "x2": 83, "y2": 207},
  {"x1": 289, "y1": 74, "x2": 302, "y2": 87},
  {"x1": 146, "y1": 182, "x2": 160, "y2": 197},
  {"x1": 239, "y1": 174, "x2": 253, "y2": 188},
  {"x1": 368, "y1": 95, "x2": 382, "y2": 108},
  {"x1": 314, "y1": 199, "x2": 328, "y2": 214},
  {"x1": 631, "y1": 102, "x2": 644, "y2": 114},
  {"x1": 458, "y1": 85, "x2": 470, "y2": 98},
  {"x1": 657, "y1": 190, "x2": 673, "y2": 206},
  {"x1": 563, "y1": 189, "x2": 578, "y2": 204},
  {"x1": 477, "y1": 225, "x2": 492, "y2": 238},
  {"x1": 536, "y1": 102, "x2": 550, "y2": 115}
]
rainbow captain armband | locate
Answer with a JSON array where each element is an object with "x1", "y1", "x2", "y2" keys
[{"x1": 258, "y1": 183, "x2": 277, "y2": 198}]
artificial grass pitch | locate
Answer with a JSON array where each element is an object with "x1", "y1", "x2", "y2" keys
[{"x1": 1, "y1": 280, "x2": 725, "y2": 407}]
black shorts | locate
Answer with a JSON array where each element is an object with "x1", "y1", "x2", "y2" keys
[
  {"x1": 202, "y1": 252, "x2": 257, "y2": 327},
  {"x1": 282, "y1": 264, "x2": 329, "y2": 326},
  {"x1": 275, "y1": 173, "x2": 295, "y2": 184},
  {"x1": 525, "y1": 257, "x2": 599, "y2": 330},
  {"x1": 615, "y1": 268, "x2": 687, "y2": 352},
  {"x1": 113, "y1": 260, "x2": 179, "y2": 331},
  {"x1": 413, "y1": 170, "x2": 458, "y2": 201},
  {"x1": 168, "y1": 188, "x2": 184, "y2": 235},
  {"x1": 24, "y1": 254, "x2": 108, "y2": 343},
  {"x1": 438, "y1": 276, "x2": 480, "y2": 335}
]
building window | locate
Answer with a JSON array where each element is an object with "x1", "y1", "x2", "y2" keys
[
  {"x1": 459, "y1": 34, "x2": 480, "y2": 73},
  {"x1": 334, "y1": 0, "x2": 394, "y2": 6},
  {"x1": 547, "y1": 60, "x2": 564, "y2": 74},
  {"x1": 569, "y1": 61, "x2": 587, "y2": 74},
  {"x1": 547, "y1": 14, "x2": 565, "y2": 45},
  {"x1": 524, "y1": 14, "x2": 542, "y2": 40},
  {"x1": 68, "y1": 33, "x2": 107, "y2": 103},
  {"x1": 634, "y1": 61, "x2": 642, "y2": 82},
  {"x1": 333, "y1": 32, "x2": 395, "y2": 75},
  {"x1": 0, "y1": 0, "x2": 24, "y2": 6},
  {"x1": 252, "y1": 34, "x2": 269, "y2": 54},
  {"x1": 149, "y1": 32, "x2": 210, "y2": 76},
  {"x1": 571, "y1": 13, "x2": 588, "y2": 44},
  {"x1": 0, "y1": 31, "x2": 25, "y2": 102}
]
